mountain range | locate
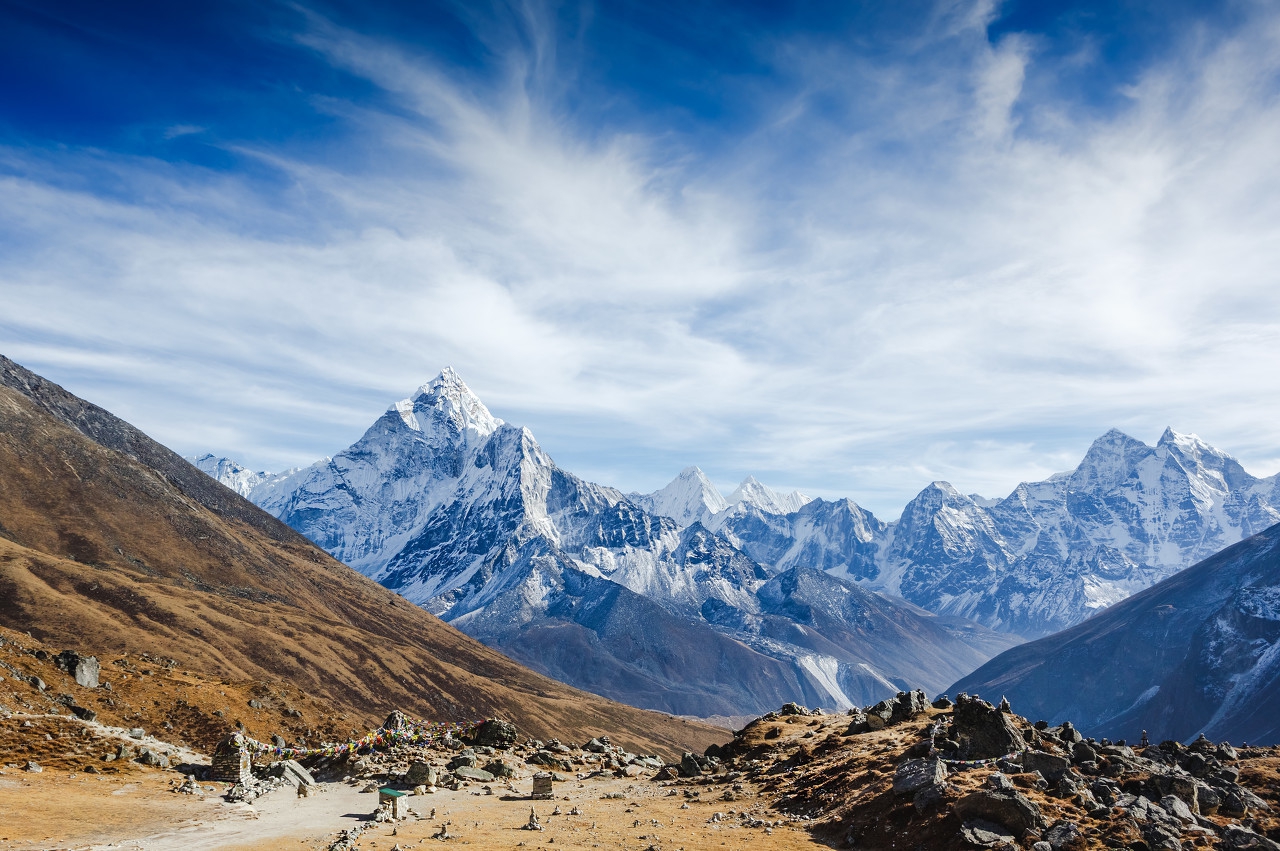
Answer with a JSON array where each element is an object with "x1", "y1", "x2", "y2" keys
[
  {"x1": 193, "y1": 370, "x2": 1017, "y2": 717},
  {"x1": 195, "y1": 368, "x2": 1280, "y2": 717}
]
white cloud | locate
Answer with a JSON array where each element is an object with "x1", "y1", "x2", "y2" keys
[{"x1": 2, "y1": 1, "x2": 1280, "y2": 517}]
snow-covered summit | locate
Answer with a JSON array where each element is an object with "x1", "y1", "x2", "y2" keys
[
  {"x1": 727, "y1": 476, "x2": 811, "y2": 515},
  {"x1": 187, "y1": 453, "x2": 294, "y2": 498},
  {"x1": 392, "y1": 367, "x2": 502, "y2": 441},
  {"x1": 634, "y1": 466, "x2": 729, "y2": 526}
]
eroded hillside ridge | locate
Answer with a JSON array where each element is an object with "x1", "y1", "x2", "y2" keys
[
  {"x1": 193, "y1": 369, "x2": 1017, "y2": 717},
  {"x1": 0, "y1": 356, "x2": 727, "y2": 757},
  {"x1": 953, "y1": 520, "x2": 1280, "y2": 748}
]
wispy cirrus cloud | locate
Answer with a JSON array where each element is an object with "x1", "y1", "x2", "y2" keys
[{"x1": 2, "y1": 1, "x2": 1279, "y2": 516}]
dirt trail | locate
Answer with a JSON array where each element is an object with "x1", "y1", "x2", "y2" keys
[{"x1": 0, "y1": 769, "x2": 824, "y2": 851}]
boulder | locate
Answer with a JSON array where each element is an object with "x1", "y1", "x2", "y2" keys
[
  {"x1": 779, "y1": 702, "x2": 808, "y2": 716},
  {"x1": 134, "y1": 748, "x2": 170, "y2": 768},
  {"x1": 483, "y1": 759, "x2": 515, "y2": 779},
  {"x1": 893, "y1": 758, "x2": 947, "y2": 795},
  {"x1": 954, "y1": 789, "x2": 1047, "y2": 835},
  {"x1": 679, "y1": 752, "x2": 703, "y2": 778},
  {"x1": 472, "y1": 719, "x2": 518, "y2": 749},
  {"x1": 270, "y1": 759, "x2": 315, "y2": 788},
  {"x1": 1043, "y1": 819, "x2": 1084, "y2": 850},
  {"x1": 526, "y1": 751, "x2": 572, "y2": 772},
  {"x1": 913, "y1": 782, "x2": 947, "y2": 813},
  {"x1": 961, "y1": 818, "x2": 1015, "y2": 846},
  {"x1": 1222, "y1": 824, "x2": 1280, "y2": 851},
  {"x1": 55, "y1": 651, "x2": 99, "y2": 688},
  {"x1": 1021, "y1": 750, "x2": 1071, "y2": 782},
  {"x1": 454, "y1": 766, "x2": 495, "y2": 783},
  {"x1": 382, "y1": 709, "x2": 412, "y2": 731},
  {"x1": 952, "y1": 694, "x2": 1025, "y2": 760},
  {"x1": 405, "y1": 761, "x2": 438, "y2": 786},
  {"x1": 70, "y1": 705, "x2": 97, "y2": 722}
]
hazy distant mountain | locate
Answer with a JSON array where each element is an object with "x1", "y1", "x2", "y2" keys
[
  {"x1": 638, "y1": 427, "x2": 1280, "y2": 638},
  {"x1": 951, "y1": 522, "x2": 1280, "y2": 745},
  {"x1": 199, "y1": 369, "x2": 1016, "y2": 716}
]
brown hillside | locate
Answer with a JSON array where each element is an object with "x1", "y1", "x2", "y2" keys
[{"x1": 0, "y1": 355, "x2": 726, "y2": 758}]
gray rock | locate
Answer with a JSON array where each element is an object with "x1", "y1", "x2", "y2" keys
[
  {"x1": 913, "y1": 782, "x2": 947, "y2": 813},
  {"x1": 679, "y1": 752, "x2": 703, "y2": 778},
  {"x1": 448, "y1": 751, "x2": 478, "y2": 769},
  {"x1": 271, "y1": 759, "x2": 315, "y2": 788},
  {"x1": 1021, "y1": 750, "x2": 1071, "y2": 782},
  {"x1": 954, "y1": 788, "x2": 1047, "y2": 835},
  {"x1": 1070, "y1": 741, "x2": 1096, "y2": 764},
  {"x1": 135, "y1": 748, "x2": 170, "y2": 768},
  {"x1": 382, "y1": 709, "x2": 412, "y2": 730},
  {"x1": 893, "y1": 758, "x2": 947, "y2": 795},
  {"x1": 55, "y1": 651, "x2": 100, "y2": 688},
  {"x1": 1160, "y1": 794, "x2": 1195, "y2": 824},
  {"x1": 986, "y1": 772, "x2": 1014, "y2": 792},
  {"x1": 527, "y1": 751, "x2": 572, "y2": 772},
  {"x1": 1043, "y1": 819, "x2": 1082, "y2": 850},
  {"x1": 248, "y1": 699, "x2": 263, "y2": 709},
  {"x1": 404, "y1": 761, "x2": 437, "y2": 786},
  {"x1": 454, "y1": 766, "x2": 495, "y2": 782},
  {"x1": 1195, "y1": 783, "x2": 1221, "y2": 815},
  {"x1": 1055, "y1": 722, "x2": 1082, "y2": 744},
  {"x1": 952, "y1": 694, "x2": 1025, "y2": 759},
  {"x1": 24, "y1": 761, "x2": 42, "y2": 773},
  {"x1": 472, "y1": 718, "x2": 518, "y2": 749},
  {"x1": 483, "y1": 759, "x2": 515, "y2": 779},
  {"x1": 70, "y1": 705, "x2": 97, "y2": 722},
  {"x1": 961, "y1": 818, "x2": 1015, "y2": 846},
  {"x1": 1222, "y1": 823, "x2": 1280, "y2": 851}
]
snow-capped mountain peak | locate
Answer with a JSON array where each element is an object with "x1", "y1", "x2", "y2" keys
[
  {"x1": 393, "y1": 367, "x2": 502, "y2": 441},
  {"x1": 636, "y1": 466, "x2": 729, "y2": 526},
  {"x1": 186, "y1": 453, "x2": 296, "y2": 498},
  {"x1": 728, "y1": 476, "x2": 811, "y2": 515}
]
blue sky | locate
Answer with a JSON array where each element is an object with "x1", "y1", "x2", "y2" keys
[{"x1": 2, "y1": 0, "x2": 1279, "y2": 517}]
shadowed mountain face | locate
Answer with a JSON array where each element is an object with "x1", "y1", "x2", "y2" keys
[
  {"x1": 951, "y1": 523, "x2": 1280, "y2": 746},
  {"x1": 0, "y1": 355, "x2": 726, "y2": 756}
]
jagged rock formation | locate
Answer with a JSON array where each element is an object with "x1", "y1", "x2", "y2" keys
[{"x1": 713, "y1": 696, "x2": 1280, "y2": 850}]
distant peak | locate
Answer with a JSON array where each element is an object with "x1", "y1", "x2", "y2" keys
[
  {"x1": 1156, "y1": 427, "x2": 1211, "y2": 451},
  {"x1": 727, "y1": 476, "x2": 811, "y2": 515}
]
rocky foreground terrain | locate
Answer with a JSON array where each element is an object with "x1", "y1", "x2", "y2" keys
[{"x1": 3, "y1": 634, "x2": 1279, "y2": 851}]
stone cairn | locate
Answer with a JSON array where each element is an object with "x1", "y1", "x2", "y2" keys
[{"x1": 210, "y1": 733, "x2": 253, "y2": 785}]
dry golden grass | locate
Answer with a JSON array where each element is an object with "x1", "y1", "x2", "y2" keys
[{"x1": 0, "y1": 374, "x2": 727, "y2": 760}]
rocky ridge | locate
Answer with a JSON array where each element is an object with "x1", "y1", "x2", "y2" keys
[{"x1": 712, "y1": 693, "x2": 1280, "y2": 850}]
